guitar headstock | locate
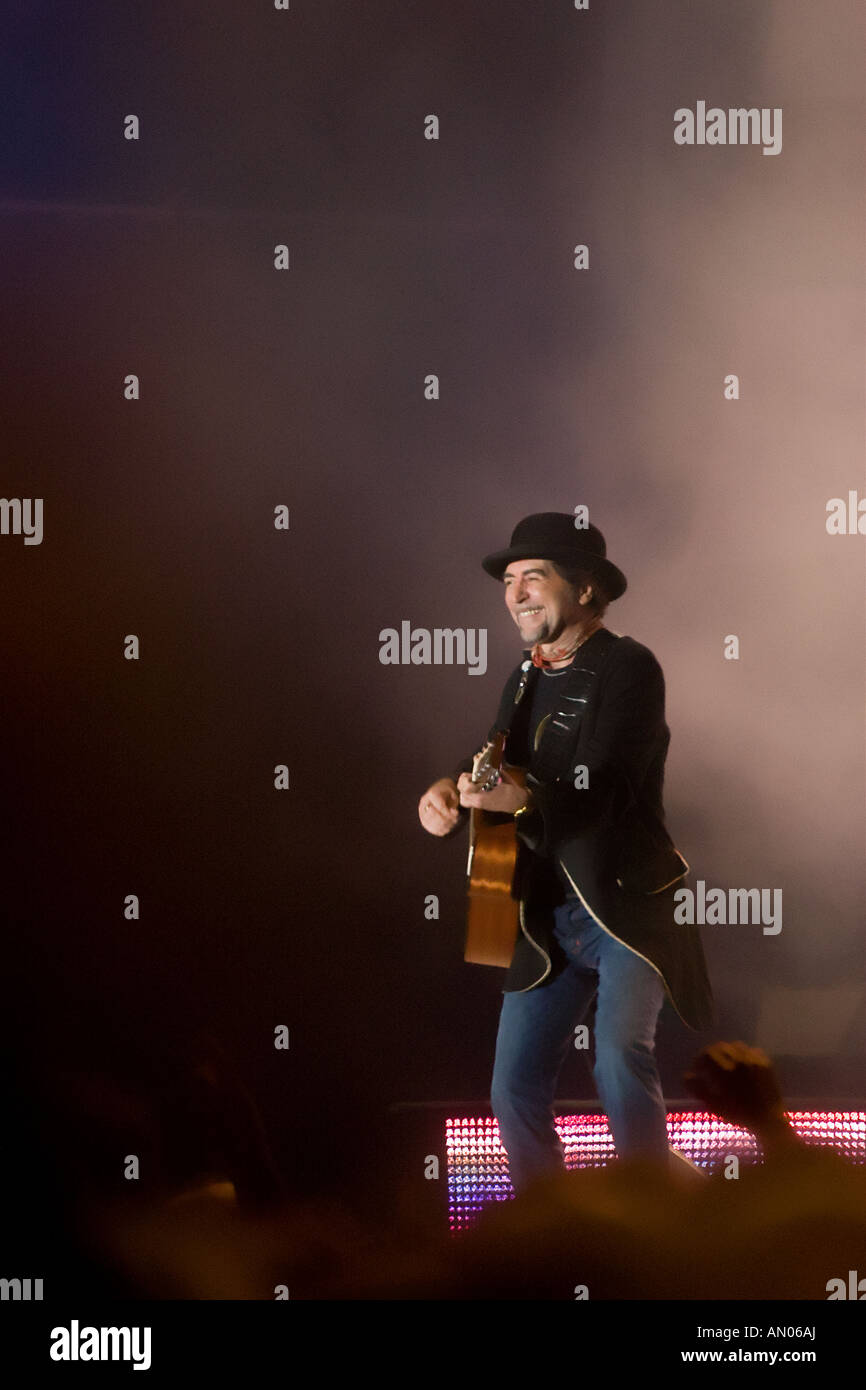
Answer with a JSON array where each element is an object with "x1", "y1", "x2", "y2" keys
[{"x1": 471, "y1": 730, "x2": 508, "y2": 793}]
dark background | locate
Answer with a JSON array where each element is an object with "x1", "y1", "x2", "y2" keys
[{"x1": 2, "y1": 0, "x2": 863, "y2": 1206}]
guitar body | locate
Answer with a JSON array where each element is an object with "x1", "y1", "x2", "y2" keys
[{"x1": 464, "y1": 731, "x2": 527, "y2": 967}]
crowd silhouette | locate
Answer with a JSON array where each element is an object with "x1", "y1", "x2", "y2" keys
[{"x1": 9, "y1": 1036, "x2": 864, "y2": 1300}]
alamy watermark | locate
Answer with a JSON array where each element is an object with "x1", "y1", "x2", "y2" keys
[
  {"x1": 0, "y1": 497, "x2": 43, "y2": 544},
  {"x1": 379, "y1": 621, "x2": 487, "y2": 675},
  {"x1": 0, "y1": 1276, "x2": 43, "y2": 1300},
  {"x1": 674, "y1": 102, "x2": 782, "y2": 156},
  {"x1": 674, "y1": 880, "x2": 782, "y2": 935}
]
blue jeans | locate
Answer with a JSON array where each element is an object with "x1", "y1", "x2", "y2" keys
[{"x1": 491, "y1": 894, "x2": 668, "y2": 1194}]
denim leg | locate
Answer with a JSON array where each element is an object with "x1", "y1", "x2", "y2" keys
[
  {"x1": 591, "y1": 928, "x2": 668, "y2": 1160},
  {"x1": 491, "y1": 934, "x2": 597, "y2": 1194}
]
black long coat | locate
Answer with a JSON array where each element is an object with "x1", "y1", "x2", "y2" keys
[{"x1": 450, "y1": 629, "x2": 715, "y2": 1032}]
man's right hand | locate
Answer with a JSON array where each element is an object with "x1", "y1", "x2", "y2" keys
[{"x1": 418, "y1": 777, "x2": 463, "y2": 836}]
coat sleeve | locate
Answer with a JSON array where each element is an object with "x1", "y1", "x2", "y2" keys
[
  {"x1": 441, "y1": 661, "x2": 527, "y2": 836},
  {"x1": 524, "y1": 643, "x2": 667, "y2": 851}
]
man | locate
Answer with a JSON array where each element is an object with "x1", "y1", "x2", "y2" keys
[{"x1": 418, "y1": 512, "x2": 714, "y2": 1194}]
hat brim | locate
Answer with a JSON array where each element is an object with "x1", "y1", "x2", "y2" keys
[{"x1": 481, "y1": 544, "x2": 627, "y2": 600}]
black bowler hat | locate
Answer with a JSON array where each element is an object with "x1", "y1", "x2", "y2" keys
[{"x1": 481, "y1": 512, "x2": 627, "y2": 600}]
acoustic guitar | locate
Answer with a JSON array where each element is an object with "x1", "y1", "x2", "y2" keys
[{"x1": 464, "y1": 730, "x2": 527, "y2": 967}]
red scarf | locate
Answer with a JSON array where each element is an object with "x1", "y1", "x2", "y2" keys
[{"x1": 530, "y1": 617, "x2": 603, "y2": 669}]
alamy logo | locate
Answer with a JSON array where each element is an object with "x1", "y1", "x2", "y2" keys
[
  {"x1": 673, "y1": 880, "x2": 782, "y2": 935},
  {"x1": 826, "y1": 491, "x2": 866, "y2": 534},
  {"x1": 827, "y1": 1270, "x2": 866, "y2": 1299},
  {"x1": 379, "y1": 621, "x2": 487, "y2": 675},
  {"x1": 0, "y1": 497, "x2": 43, "y2": 544},
  {"x1": 674, "y1": 101, "x2": 782, "y2": 156},
  {"x1": 49, "y1": 1320, "x2": 152, "y2": 1371},
  {"x1": 0, "y1": 1276, "x2": 43, "y2": 1300}
]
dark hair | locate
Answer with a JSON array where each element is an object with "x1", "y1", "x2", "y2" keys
[{"x1": 548, "y1": 562, "x2": 610, "y2": 616}]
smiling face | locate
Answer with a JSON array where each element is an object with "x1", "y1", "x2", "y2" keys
[{"x1": 502, "y1": 558, "x2": 595, "y2": 647}]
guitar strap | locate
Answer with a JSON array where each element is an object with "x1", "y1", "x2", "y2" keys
[{"x1": 509, "y1": 628, "x2": 620, "y2": 785}]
